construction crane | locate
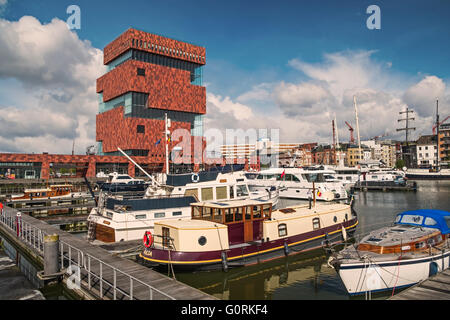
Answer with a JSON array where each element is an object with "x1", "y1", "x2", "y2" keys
[
  {"x1": 371, "y1": 132, "x2": 390, "y2": 141},
  {"x1": 345, "y1": 121, "x2": 355, "y2": 144},
  {"x1": 432, "y1": 115, "x2": 450, "y2": 135}
]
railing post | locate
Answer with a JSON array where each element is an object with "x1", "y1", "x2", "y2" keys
[
  {"x1": 130, "y1": 278, "x2": 133, "y2": 300},
  {"x1": 15, "y1": 212, "x2": 21, "y2": 237},
  {"x1": 100, "y1": 263, "x2": 103, "y2": 298},
  {"x1": 88, "y1": 256, "x2": 91, "y2": 289},
  {"x1": 113, "y1": 269, "x2": 116, "y2": 300}
]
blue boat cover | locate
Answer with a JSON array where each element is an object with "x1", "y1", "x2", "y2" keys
[{"x1": 395, "y1": 209, "x2": 450, "y2": 234}]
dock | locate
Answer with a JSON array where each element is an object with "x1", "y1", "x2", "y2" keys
[
  {"x1": 0, "y1": 206, "x2": 215, "y2": 300},
  {"x1": 389, "y1": 269, "x2": 450, "y2": 300},
  {"x1": 352, "y1": 181, "x2": 417, "y2": 192}
]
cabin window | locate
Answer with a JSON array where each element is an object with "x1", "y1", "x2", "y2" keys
[
  {"x1": 333, "y1": 216, "x2": 337, "y2": 223},
  {"x1": 203, "y1": 207, "x2": 213, "y2": 220},
  {"x1": 172, "y1": 211, "x2": 182, "y2": 216},
  {"x1": 155, "y1": 212, "x2": 165, "y2": 218},
  {"x1": 225, "y1": 208, "x2": 234, "y2": 223},
  {"x1": 253, "y1": 205, "x2": 262, "y2": 219},
  {"x1": 198, "y1": 236, "x2": 207, "y2": 246},
  {"x1": 424, "y1": 217, "x2": 438, "y2": 226},
  {"x1": 135, "y1": 214, "x2": 146, "y2": 219},
  {"x1": 184, "y1": 188, "x2": 199, "y2": 200},
  {"x1": 236, "y1": 185, "x2": 249, "y2": 197},
  {"x1": 162, "y1": 227, "x2": 170, "y2": 248},
  {"x1": 415, "y1": 242, "x2": 425, "y2": 249},
  {"x1": 263, "y1": 204, "x2": 271, "y2": 219},
  {"x1": 278, "y1": 224, "x2": 287, "y2": 237},
  {"x1": 312, "y1": 218, "x2": 320, "y2": 230},
  {"x1": 213, "y1": 209, "x2": 223, "y2": 223},
  {"x1": 193, "y1": 206, "x2": 202, "y2": 219},
  {"x1": 235, "y1": 207, "x2": 243, "y2": 222},
  {"x1": 201, "y1": 187, "x2": 213, "y2": 201},
  {"x1": 216, "y1": 186, "x2": 227, "y2": 200},
  {"x1": 42, "y1": 192, "x2": 46, "y2": 197},
  {"x1": 345, "y1": 213, "x2": 348, "y2": 221},
  {"x1": 245, "y1": 206, "x2": 252, "y2": 221},
  {"x1": 229, "y1": 186, "x2": 234, "y2": 199}
]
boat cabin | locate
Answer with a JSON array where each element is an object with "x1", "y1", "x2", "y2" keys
[
  {"x1": 191, "y1": 200, "x2": 272, "y2": 244},
  {"x1": 357, "y1": 209, "x2": 449, "y2": 255},
  {"x1": 10, "y1": 184, "x2": 73, "y2": 201}
]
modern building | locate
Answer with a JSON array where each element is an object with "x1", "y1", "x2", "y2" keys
[{"x1": 0, "y1": 28, "x2": 207, "y2": 179}]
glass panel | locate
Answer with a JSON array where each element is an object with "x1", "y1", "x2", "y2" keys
[
  {"x1": 245, "y1": 206, "x2": 252, "y2": 221},
  {"x1": 216, "y1": 186, "x2": 227, "y2": 200},
  {"x1": 253, "y1": 205, "x2": 262, "y2": 219},
  {"x1": 236, "y1": 185, "x2": 249, "y2": 197},
  {"x1": 201, "y1": 187, "x2": 213, "y2": 201},
  {"x1": 263, "y1": 204, "x2": 271, "y2": 219},
  {"x1": 213, "y1": 209, "x2": 223, "y2": 223},
  {"x1": 225, "y1": 208, "x2": 234, "y2": 223},
  {"x1": 184, "y1": 188, "x2": 199, "y2": 200},
  {"x1": 193, "y1": 206, "x2": 202, "y2": 219},
  {"x1": 203, "y1": 207, "x2": 213, "y2": 220},
  {"x1": 235, "y1": 207, "x2": 243, "y2": 222}
]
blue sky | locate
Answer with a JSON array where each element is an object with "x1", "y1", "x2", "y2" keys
[
  {"x1": 0, "y1": 0, "x2": 449, "y2": 153},
  {"x1": 3, "y1": 0, "x2": 449, "y2": 93}
]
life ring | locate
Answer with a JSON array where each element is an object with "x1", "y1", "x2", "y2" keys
[
  {"x1": 143, "y1": 231, "x2": 153, "y2": 248},
  {"x1": 191, "y1": 173, "x2": 200, "y2": 183}
]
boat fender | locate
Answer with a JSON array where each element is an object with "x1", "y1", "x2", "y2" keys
[
  {"x1": 221, "y1": 251, "x2": 228, "y2": 272},
  {"x1": 143, "y1": 231, "x2": 154, "y2": 248},
  {"x1": 191, "y1": 173, "x2": 200, "y2": 183},
  {"x1": 283, "y1": 242, "x2": 290, "y2": 256}
]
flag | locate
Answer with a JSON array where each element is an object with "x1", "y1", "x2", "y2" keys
[
  {"x1": 155, "y1": 139, "x2": 161, "y2": 146},
  {"x1": 317, "y1": 190, "x2": 322, "y2": 197},
  {"x1": 167, "y1": 136, "x2": 171, "y2": 143},
  {"x1": 280, "y1": 170, "x2": 285, "y2": 179}
]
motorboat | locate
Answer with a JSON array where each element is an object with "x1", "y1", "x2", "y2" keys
[
  {"x1": 329, "y1": 209, "x2": 450, "y2": 295},
  {"x1": 7, "y1": 184, "x2": 85, "y2": 202},
  {"x1": 245, "y1": 168, "x2": 348, "y2": 201},
  {"x1": 98, "y1": 172, "x2": 150, "y2": 193},
  {"x1": 87, "y1": 171, "x2": 279, "y2": 243},
  {"x1": 138, "y1": 198, "x2": 358, "y2": 271}
]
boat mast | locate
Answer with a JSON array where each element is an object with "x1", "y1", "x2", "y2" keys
[
  {"x1": 353, "y1": 96, "x2": 362, "y2": 164},
  {"x1": 165, "y1": 113, "x2": 170, "y2": 175},
  {"x1": 335, "y1": 114, "x2": 341, "y2": 166},
  {"x1": 117, "y1": 147, "x2": 160, "y2": 186}
]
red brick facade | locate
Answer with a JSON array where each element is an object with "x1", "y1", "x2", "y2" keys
[
  {"x1": 103, "y1": 28, "x2": 206, "y2": 66},
  {"x1": 96, "y1": 59, "x2": 206, "y2": 114}
]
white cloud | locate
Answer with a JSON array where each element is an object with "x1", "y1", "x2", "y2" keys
[
  {"x1": 0, "y1": 16, "x2": 106, "y2": 154},
  {"x1": 403, "y1": 76, "x2": 446, "y2": 117}
]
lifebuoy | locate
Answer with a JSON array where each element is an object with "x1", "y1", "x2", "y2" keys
[
  {"x1": 191, "y1": 173, "x2": 200, "y2": 183},
  {"x1": 143, "y1": 231, "x2": 153, "y2": 248}
]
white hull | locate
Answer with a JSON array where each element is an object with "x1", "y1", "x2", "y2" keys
[{"x1": 337, "y1": 250, "x2": 450, "y2": 295}]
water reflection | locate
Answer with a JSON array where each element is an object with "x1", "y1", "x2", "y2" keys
[{"x1": 172, "y1": 180, "x2": 450, "y2": 300}]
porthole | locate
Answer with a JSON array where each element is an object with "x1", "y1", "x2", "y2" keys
[
  {"x1": 198, "y1": 236, "x2": 207, "y2": 246},
  {"x1": 333, "y1": 216, "x2": 337, "y2": 223}
]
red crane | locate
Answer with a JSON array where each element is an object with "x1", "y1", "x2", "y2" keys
[
  {"x1": 345, "y1": 121, "x2": 355, "y2": 144},
  {"x1": 432, "y1": 115, "x2": 450, "y2": 134}
]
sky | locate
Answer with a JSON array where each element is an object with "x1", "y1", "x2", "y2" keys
[{"x1": 0, "y1": 0, "x2": 449, "y2": 154}]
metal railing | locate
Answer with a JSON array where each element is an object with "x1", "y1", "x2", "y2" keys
[{"x1": 0, "y1": 207, "x2": 175, "y2": 300}]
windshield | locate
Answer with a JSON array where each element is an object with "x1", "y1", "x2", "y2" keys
[
  {"x1": 236, "y1": 184, "x2": 249, "y2": 197},
  {"x1": 302, "y1": 173, "x2": 325, "y2": 183}
]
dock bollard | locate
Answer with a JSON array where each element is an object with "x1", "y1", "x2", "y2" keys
[{"x1": 43, "y1": 234, "x2": 60, "y2": 276}]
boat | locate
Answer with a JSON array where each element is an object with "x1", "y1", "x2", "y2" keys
[
  {"x1": 87, "y1": 171, "x2": 280, "y2": 243},
  {"x1": 7, "y1": 184, "x2": 84, "y2": 202},
  {"x1": 245, "y1": 168, "x2": 348, "y2": 201},
  {"x1": 329, "y1": 209, "x2": 450, "y2": 296},
  {"x1": 138, "y1": 199, "x2": 358, "y2": 271},
  {"x1": 405, "y1": 168, "x2": 450, "y2": 180},
  {"x1": 98, "y1": 172, "x2": 150, "y2": 193}
]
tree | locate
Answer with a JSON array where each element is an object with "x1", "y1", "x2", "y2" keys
[{"x1": 395, "y1": 159, "x2": 405, "y2": 169}]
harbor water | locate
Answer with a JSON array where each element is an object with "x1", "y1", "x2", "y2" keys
[
  {"x1": 0, "y1": 180, "x2": 448, "y2": 300},
  {"x1": 173, "y1": 180, "x2": 450, "y2": 300}
]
